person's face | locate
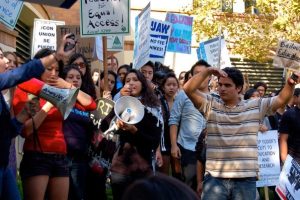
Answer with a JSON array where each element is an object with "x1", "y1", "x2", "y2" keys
[
  {"x1": 92, "y1": 71, "x2": 99, "y2": 84},
  {"x1": 118, "y1": 67, "x2": 128, "y2": 82},
  {"x1": 124, "y1": 72, "x2": 142, "y2": 97},
  {"x1": 72, "y1": 57, "x2": 86, "y2": 75},
  {"x1": 250, "y1": 91, "x2": 260, "y2": 99},
  {"x1": 256, "y1": 86, "x2": 266, "y2": 97},
  {"x1": 6, "y1": 53, "x2": 17, "y2": 70},
  {"x1": 0, "y1": 51, "x2": 9, "y2": 73},
  {"x1": 178, "y1": 72, "x2": 185, "y2": 88},
  {"x1": 41, "y1": 62, "x2": 59, "y2": 83},
  {"x1": 101, "y1": 74, "x2": 116, "y2": 92},
  {"x1": 107, "y1": 57, "x2": 118, "y2": 72},
  {"x1": 218, "y1": 77, "x2": 241, "y2": 103},
  {"x1": 65, "y1": 69, "x2": 82, "y2": 88},
  {"x1": 140, "y1": 65, "x2": 153, "y2": 81},
  {"x1": 163, "y1": 77, "x2": 179, "y2": 98}
]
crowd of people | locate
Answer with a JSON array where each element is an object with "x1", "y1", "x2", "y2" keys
[{"x1": 0, "y1": 33, "x2": 299, "y2": 200}]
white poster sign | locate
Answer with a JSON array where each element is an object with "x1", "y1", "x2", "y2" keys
[
  {"x1": 107, "y1": 35, "x2": 123, "y2": 51},
  {"x1": 32, "y1": 18, "x2": 65, "y2": 58},
  {"x1": 256, "y1": 130, "x2": 281, "y2": 187},
  {"x1": 198, "y1": 36, "x2": 231, "y2": 68},
  {"x1": 149, "y1": 18, "x2": 172, "y2": 63},
  {"x1": 276, "y1": 155, "x2": 300, "y2": 200},
  {"x1": 0, "y1": 0, "x2": 23, "y2": 29},
  {"x1": 273, "y1": 40, "x2": 300, "y2": 70},
  {"x1": 80, "y1": 0, "x2": 130, "y2": 37},
  {"x1": 133, "y1": 3, "x2": 151, "y2": 70}
]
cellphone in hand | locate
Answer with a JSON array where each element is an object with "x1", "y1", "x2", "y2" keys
[{"x1": 64, "y1": 33, "x2": 76, "y2": 52}]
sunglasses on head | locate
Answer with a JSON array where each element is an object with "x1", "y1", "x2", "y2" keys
[{"x1": 74, "y1": 62, "x2": 86, "y2": 69}]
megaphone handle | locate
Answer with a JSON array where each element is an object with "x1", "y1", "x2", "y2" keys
[{"x1": 103, "y1": 122, "x2": 119, "y2": 136}]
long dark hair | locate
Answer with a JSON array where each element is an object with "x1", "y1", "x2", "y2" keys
[
  {"x1": 100, "y1": 70, "x2": 117, "y2": 97},
  {"x1": 68, "y1": 53, "x2": 96, "y2": 99},
  {"x1": 60, "y1": 64, "x2": 83, "y2": 81},
  {"x1": 124, "y1": 69, "x2": 160, "y2": 108}
]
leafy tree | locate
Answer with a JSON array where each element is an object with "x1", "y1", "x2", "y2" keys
[{"x1": 185, "y1": 0, "x2": 300, "y2": 62}]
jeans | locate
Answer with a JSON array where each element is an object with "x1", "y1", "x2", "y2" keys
[
  {"x1": 0, "y1": 166, "x2": 20, "y2": 200},
  {"x1": 201, "y1": 174, "x2": 256, "y2": 200},
  {"x1": 68, "y1": 159, "x2": 88, "y2": 200}
]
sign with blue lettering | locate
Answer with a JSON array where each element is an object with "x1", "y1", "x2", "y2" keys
[
  {"x1": 198, "y1": 36, "x2": 231, "y2": 68},
  {"x1": 149, "y1": 19, "x2": 172, "y2": 63},
  {"x1": 80, "y1": 0, "x2": 130, "y2": 37},
  {"x1": 0, "y1": 0, "x2": 23, "y2": 29},
  {"x1": 133, "y1": 2, "x2": 151, "y2": 69},
  {"x1": 165, "y1": 13, "x2": 193, "y2": 54},
  {"x1": 32, "y1": 19, "x2": 65, "y2": 58}
]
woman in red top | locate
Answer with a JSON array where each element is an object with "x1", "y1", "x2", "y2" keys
[{"x1": 13, "y1": 48, "x2": 96, "y2": 200}]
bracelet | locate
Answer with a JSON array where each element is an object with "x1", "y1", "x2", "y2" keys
[{"x1": 290, "y1": 73, "x2": 298, "y2": 83}]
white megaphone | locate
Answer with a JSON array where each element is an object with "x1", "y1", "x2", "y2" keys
[
  {"x1": 103, "y1": 96, "x2": 145, "y2": 137},
  {"x1": 18, "y1": 78, "x2": 79, "y2": 120}
]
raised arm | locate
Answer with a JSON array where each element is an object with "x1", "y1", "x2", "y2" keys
[
  {"x1": 271, "y1": 72, "x2": 300, "y2": 112},
  {"x1": 183, "y1": 67, "x2": 227, "y2": 109}
]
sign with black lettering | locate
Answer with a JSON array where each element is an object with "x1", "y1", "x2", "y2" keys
[
  {"x1": 90, "y1": 98, "x2": 114, "y2": 130},
  {"x1": 80, "y1": 0, "x2": 130, "y2": 37},
  {"x1": 276, "y1": 155, "x2": 300, "y2": 199},
  {"x1": 0, "y1": 0, "x2": 23, "y2": 29},
  {"x1": 56, "y1": 25, "x2": 95, "y2": 61},
  {"x1": 256, "y1": 130, "x2": 281, "y2": 187},
  {"x1": 273, "y1": 40, "x2": 300, "y2": 70},
  {"x1": 32, "y1": 18, "x2": 65, "y2": 58}
]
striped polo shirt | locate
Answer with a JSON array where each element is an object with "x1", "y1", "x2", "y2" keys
[{"x1": 201, "y1": 94, "x2": 275, "y2": 178}]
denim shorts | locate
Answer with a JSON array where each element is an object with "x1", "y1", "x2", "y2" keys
[{"x1": 20, "y1": 151, "x2": 69, "y2": 180}]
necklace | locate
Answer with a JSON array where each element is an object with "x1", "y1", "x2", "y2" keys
[{"x1": 224, "y1": 104, "x2": 238, "y2": 109}]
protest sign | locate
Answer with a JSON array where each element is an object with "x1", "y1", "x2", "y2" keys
[
  {"x1": 0, "y1": 0, "x2": 23, "y2": 29},
  {"x1": 149, "y1": 18, "x2": 172, "y2": 63},
  {"x1": 276, "y1": 155, "x2": 300, "y2": 200},
  {"x1": 32, "y1": 18, "x2": 65, "y2": 58},
  {"x1": 198, "y1": 36, "x2": 231, "y2": 68},
  {"x1": 107, "y1": 35, "x2": 123, "y2": 51},
  {"x1": 57, "y1": 25, "x2": 95, "y2": 60},
  {"x1": 80, "y1": 0, "x2": 130, "y2": 37},
  {"x1": 273, "y1": 40, "x2": 300, "y2": 70},
  {"x1": 90, "y1": 98, "x2": 114, "y2": 130},
  {"x1": 133, "y1": 3, "x2": 151, "y2": 69},
  {"x1": 256, "y1": 130, "x2": 281, "y2": 187},
  {"x1": 165, "y1": 13, "x2": 193, "y2": 54}
]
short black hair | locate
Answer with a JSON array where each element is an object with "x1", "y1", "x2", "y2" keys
[
  {"x1": 253, "y1": 82, "x2": 268, "y2": 92},
  {"x1": 222, "y1": 67, "x2": 244, "y2": 90},
  {"x1": 190, "y1": 60, "x2": 211, "y2": 76},
  {"x1": 244, "y1": 88, "x2": 257, "y2": 100}
]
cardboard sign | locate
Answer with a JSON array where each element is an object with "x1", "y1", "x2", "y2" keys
[
  {"x1": 32, "y1": 18, "x2": 65, "y2": 58},
  {"x1": 276, "y1": 155, "x2": 300, "y2": 200},
  {"x1": 0, "y1": 0, "x2": 23, "y2": 29},
  {"x1": 165, "y1": 13, "x2": 193, "y2": 54},
  {"x1": 133, "y1": 2, "x2": 151, "y2": 69},
  {"x1": 256, "y1": 130, "x2": 281, "y2": 187},
  {"x1": 149, "y1": 18, "x2": 172, "y2": 63},
  {"x1": 198, "y1": 36, "x2": 231, "y2": 68},
  {"x1": 273, "y1": 40, "x2": 300, "y2": 70},
  {"x1": 90, "y1": 98, "x2": 114, "y2": 130},
  {"x1": 80, "y1": 0, "x2": 130, "y2": 37},
  {"x1": 56, "y1": 25, "x2": 95, "y2": 61}
]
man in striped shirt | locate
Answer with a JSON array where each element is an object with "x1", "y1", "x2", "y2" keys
[{"x1": 184, "y1": 67, "x2": 299, "y2": 200}]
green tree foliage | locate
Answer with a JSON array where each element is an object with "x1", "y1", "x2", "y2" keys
[{"x1": 185, "y1": 0, "x2": 300, "y2": 62}]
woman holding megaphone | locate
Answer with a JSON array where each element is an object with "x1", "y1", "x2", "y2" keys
[
  {"x1": 100, "y1": 69, "x2": 163, "y2": 200},
  {"x1": 12, "y1": 47, "x2": 96, "y2": 200}
]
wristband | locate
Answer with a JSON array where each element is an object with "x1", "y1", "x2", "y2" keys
[{"x1": 290, "y1": 73, "x2": 299, "y2": 83}]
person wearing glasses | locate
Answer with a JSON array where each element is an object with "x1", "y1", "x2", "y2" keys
[{"x1": 68, "y1": 53, "x2": 98, "y2": 99}]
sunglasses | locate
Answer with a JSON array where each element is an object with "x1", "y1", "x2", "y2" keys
[{"x1": 74, "y1": 62, "x2": 86, "y2": 69}]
